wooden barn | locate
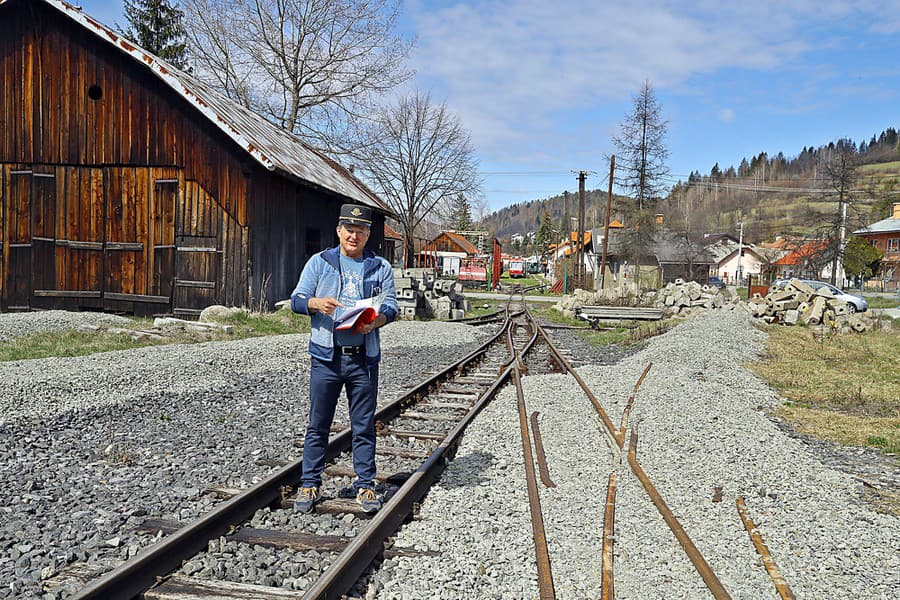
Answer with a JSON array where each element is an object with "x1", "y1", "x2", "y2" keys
[{"x1": 0, "y1": 0, "x2": 390, "y2": 316}]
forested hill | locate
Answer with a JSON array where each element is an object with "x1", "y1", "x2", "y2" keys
[{"x1": 481, "y1": 127, "x2": 900, "y2": 242}]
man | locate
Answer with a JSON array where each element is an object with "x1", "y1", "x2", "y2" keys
[{"x1": 290, "y1": 203, "x2": 398, "y2": 513}]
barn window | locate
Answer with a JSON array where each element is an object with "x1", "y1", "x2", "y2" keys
[{"x1": 88, "y1": 85, "x2": 103, "y2": 101}]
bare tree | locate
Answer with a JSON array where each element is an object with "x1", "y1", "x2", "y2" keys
[
  {"x1": 820, "y1": 139, "x2": 859, "y2": 285},
  {"x1": 613, "y1": 80, "x2": 671, "y2": 211},
  {"x1": 358, "y1": 92, "x2": 481, "y2": 266},
  {"x1": 611, "y1": 81, "x2": 670, "y2": 288},
  {"x1": 182, "y1": 0, "x2": 413, "y2": 152}
]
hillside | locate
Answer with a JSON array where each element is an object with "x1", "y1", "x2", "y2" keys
[{"x1": 481, "y1": 130, "x2": 900, "y2": 246}]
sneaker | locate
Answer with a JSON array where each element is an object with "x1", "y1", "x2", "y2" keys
[
  {"x1": 356, "y1": 488, "x2": 381, "y2": 513},
  {"x1": 294, "y1": 486, "x2": 319, "y2": 513}
]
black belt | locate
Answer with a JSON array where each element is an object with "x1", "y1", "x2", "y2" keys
[{"x1": 338, "y1": 345, "x2": 364, "y2": 355}]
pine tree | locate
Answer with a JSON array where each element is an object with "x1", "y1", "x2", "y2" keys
[
  {"x1": 122, "y1": 0, "x2": 188, "y2": 69},
  {"x1": 536, "y1": 210, "x2": 555, "y2": 251},
  {"x1": 447, "y1": 194, "x2": 474, "y2": 231}
]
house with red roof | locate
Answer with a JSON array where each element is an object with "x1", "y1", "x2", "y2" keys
[
  {"x1": 771, "y1": 240, "x2": 842, "y2": 282},
  {"x1": 853, "y1": 202, "x2": 900, "y2": 290}
]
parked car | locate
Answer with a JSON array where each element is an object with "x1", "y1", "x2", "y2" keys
[
  {"x1": 708, "y1": 276, "x2": 726, "y2": 289},
  {"x1": 771, "y1": 279, "x2": 868, "y2": 312}
]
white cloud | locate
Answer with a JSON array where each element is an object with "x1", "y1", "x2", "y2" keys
[
  {"x1": 406, "y1": 0, "x2": 895, "y2": 163},
  {"x1": 718, "y1": 108, "x2": 736, "y2": 122}
]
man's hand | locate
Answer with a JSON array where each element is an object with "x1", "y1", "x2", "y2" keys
[
  {"x1": 357, "y1": 313, "x2": 387, "y2": 335},
  {"x1": 309, "y1": 297, "x2": 342, "y2": 315}
]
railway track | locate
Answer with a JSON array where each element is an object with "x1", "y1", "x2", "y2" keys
[
  {"x1": 68, "y1": 299, "x2": 796, "y2": 599},
  {"x1": 70, "y1": 299, "x2": 566, "y2": 600}
]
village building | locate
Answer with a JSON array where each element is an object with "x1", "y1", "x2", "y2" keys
[
  {"x1": 417, "y1": 231, "x2": 479, "y2": 276},
  {"x1": 705, "y1": 234, "x2": 767, "y2": 285},
  {"x1": 0, "y1": 0, "x2": 390, "y2": 316},
  {"x1": 853, "y1": 202, "x2": 900, "y2": 291}
]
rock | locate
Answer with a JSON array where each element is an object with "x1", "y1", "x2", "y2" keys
[{"x1": 199, "y1": 305, "x2": 247, "y2": 323}]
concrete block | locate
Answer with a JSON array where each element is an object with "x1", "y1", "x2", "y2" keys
[
  {"x1": 399, "y1": 306, "x2": 416, "y2": 319},
  {"x1": 451, "y1": 309, "x2": 465, "y2": 320},
  {"x1": 399, "y1": 288, "x2": 416, "y2": 299},
  {"x1": 783, "y1": 309, "x2": 799, "y2": 325}
]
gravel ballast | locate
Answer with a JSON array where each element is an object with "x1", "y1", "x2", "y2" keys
[
  {"x1": 375, "y1": 308, "x2": 899, "y2": 599},
  {"x1": 0, "y1": 318, "x2": 493, "y2": 598},
  {"x1": 2, "y1": 309, "x2": 897, "y2": 598}
]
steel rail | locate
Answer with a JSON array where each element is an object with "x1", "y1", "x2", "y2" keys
[
  {"x1": 628, "y1": 428, "x2": 732, "y2": 600},
  {"x1": 601, "y1": 472, "x2": 618, "y2": 600},
  {"x1": 531, "y1": 312, "x2": 731, "y2": 599},
  {"x1": 528, "y1": 315, "x2": 621, "y2": 456},
  {"x1": 304, "y1": 359, "x2": 517, "y2": 599},
  {"x1": 617, "y1": 362, "x2": 653, "y2": 445},
  {"x1": 72, "y1": 320, "x2": 513, "y2": 600},
  {"x1": 735, "y1": 497, "x2": 796, "y2": 600},
  {"x1": 530, "y1": 411, "x2": 556, "y2": 488},
  {"x1": 512, "y1": 365, "x2": 556, "y2": 600},
  {"x1": 308, "y1": 304, "x2": 546, "y2": 599}
]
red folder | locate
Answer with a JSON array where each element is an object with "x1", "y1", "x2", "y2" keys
[{"x1": 334, "y1": 306, "x2": 378, "y2": 334}]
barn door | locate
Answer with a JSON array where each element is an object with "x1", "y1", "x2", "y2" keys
[
  {"x1": 101, "y1": 167, "x2": 177, "y2": 314},
  {"x1": 103, "y1": 168, "x2": 147, "y2": 302},
  {"x1": 1, "y1": 167, "x2": 34, "y2": 310},
  {"x1": 30, "y1": 169, "x2": 58, "y2": 309},
  {"x1": 173, "y1": 181, "x2": 223, "y2": 318},
  {"x1": 54, "y1": 167, "x2": 104, "y2": 306}
]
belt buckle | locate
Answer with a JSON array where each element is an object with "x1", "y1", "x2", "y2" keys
[{"x1": 341, "y1": 346, "x2": 356, "y2": 355}]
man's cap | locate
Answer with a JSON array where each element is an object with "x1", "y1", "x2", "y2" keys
[{"x1": 339, "y1": 204, "x2": 373, "y2": 227}]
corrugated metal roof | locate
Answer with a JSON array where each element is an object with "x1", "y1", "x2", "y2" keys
[
  {"x1": 8, "y1": 0, "x2": 388, "y2": 212},
  {"x1": 854, "y1": 216, "x2": 900, "y2": 235}
]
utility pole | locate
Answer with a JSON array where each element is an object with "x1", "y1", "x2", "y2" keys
[
  {"x1": 576, "y1": 171, "x2": 588, "y2": 289},
  {"x1": 562, "y1": 190, "x2": 570, "y2": 248},
  {"x1": 600, "y1": 155, "x2": 615, "y2": 290},
  {"x1": 736, "y1": 219, "x2": 744, "y2": 287},
  {"x1": 830, "y1": 198, "x2": 848, "y2": 286}
]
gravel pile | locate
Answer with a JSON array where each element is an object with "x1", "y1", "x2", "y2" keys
[
  {"x1": 0, "y1": 310, "x2": 131, "y2": 342},
  {"x1": 375, "y1": 307, "x2": 899, "y2": 599},
  {"x1": 0, "y1": 317, "x2": 493, "y2": 598}
]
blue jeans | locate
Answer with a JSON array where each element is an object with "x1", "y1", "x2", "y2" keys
[{"x1": 301, "y1": 353, "x2": 378, "y2": 491}]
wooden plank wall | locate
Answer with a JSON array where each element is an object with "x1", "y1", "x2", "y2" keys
[{"x1": 0, "y1": 2, "x2": 251, "y2": 308}]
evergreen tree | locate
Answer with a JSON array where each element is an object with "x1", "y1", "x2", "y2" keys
[
  {"x1": 536, "y1": 210, "x2": 555, "y2": 251},
  {"x1": 446, "y1": 194, "x2": 474, "y2": 231},
  {"x1": 122, "y1": 0, "x2": 188, "y2": 69}
]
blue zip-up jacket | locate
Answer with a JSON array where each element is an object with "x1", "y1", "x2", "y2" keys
[{"x1": 290, "y1": 246, "x2": 398, "y2": 365}]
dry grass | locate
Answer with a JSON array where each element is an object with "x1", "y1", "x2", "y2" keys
[
  {"x1": 749, "y1": 326, "x2": 899, "y2": 417},
  {"x1": 751, "y1": 324, "x2": 899, "y2": 513},
  {"x1": 750, "y1": 325, "x2": 899, "y2": 457}
]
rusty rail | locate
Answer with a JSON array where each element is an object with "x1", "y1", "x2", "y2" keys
[
  {"x1": 530, "y1": 412, "x2": 556, "y2": 488},
  {"x1": 628, "y1": 428, "x2": 731, "y2": 600},
  {"x1": 601, "y1": 472, "x2": 618, "y2": 600},
  {"x1": 735, "y1": 497, "x2": 795, "y2": 600},
  {"x1": 617, "y1": 362, "x2": 652, "y2": 445},
  {"x1": 512, "y1": 365, "x2": 556, "y2": 599}
]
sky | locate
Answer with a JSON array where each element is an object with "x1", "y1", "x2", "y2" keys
[{"x1": 76, "y1": 1, "x2": 900, "y2": 214}]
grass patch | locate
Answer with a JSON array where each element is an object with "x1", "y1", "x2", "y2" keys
[
  {"x1": 0, "y1": 308, "x2": 311, "y2": 361},
  {"x1": 0, "y1": 330, "x2": 166, "y2": 361},
  {"x1": 864, "y1": 295, "x2": 900, "y2": 309},
  {"x1": 749, "y1": 325, "x2": 899, "y2": 457}
]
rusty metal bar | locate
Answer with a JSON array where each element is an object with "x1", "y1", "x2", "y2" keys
[
  {"x1": 601, "y1": 471, "x2": 618, "y2": 600},
  {"x1": 627, "y1": 428, "x2": 732, "y2": 600},
  {"x1": 512, "y1": 366, "x2": 556, "y2": 600},
  {"x1": 617, "y1": 362, "x2": 653, "y2": 445},
  {"x1": 530, "y1": 412, "x2": 556, "y2": 488},
  {"x1": 735, "y1": 497, "x2": 796, "y2": 600}
]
